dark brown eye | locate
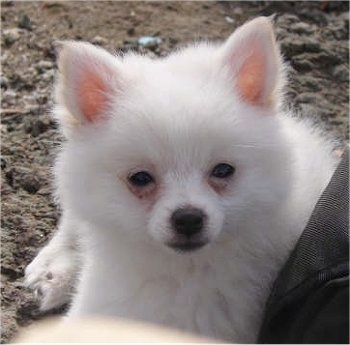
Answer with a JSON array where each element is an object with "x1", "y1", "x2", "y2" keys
[
  {"x1": 211, "y1": 163, "x2": 235, "y2": 179},
  {"x1": 128, "y1": 171, "x2": 154, "y2": 187}
]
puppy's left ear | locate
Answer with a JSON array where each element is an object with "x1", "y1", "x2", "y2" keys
[{"x1": 221, "y1": 17, "x2": 283, "y2": 108}]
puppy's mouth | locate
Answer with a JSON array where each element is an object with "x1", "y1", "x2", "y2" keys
[{"x1": 166, "y1": 240, "x2": 208, "y2": 253}]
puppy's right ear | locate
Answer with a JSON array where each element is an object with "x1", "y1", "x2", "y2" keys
[{"x1": 54, "y1": 41, "x2": 122, "y2": 135}]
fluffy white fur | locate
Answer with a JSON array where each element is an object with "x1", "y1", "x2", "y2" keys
[{"x1": 25, "y1": 17, "x2": 337, "y2": 342}]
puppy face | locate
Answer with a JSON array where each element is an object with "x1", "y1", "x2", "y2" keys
[
  {"x1": 114, "y1": 102, "x2": 236, "y2": 252},
  {"x1": 54, "y1": 17, "x2": 292, "y2": 253}
]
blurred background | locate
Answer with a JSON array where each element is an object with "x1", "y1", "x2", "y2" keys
[{"x1": 1, "y1": 1, "x2": 349, "y2": 343}]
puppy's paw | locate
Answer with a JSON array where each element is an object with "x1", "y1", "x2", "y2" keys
[{"x1": 24, "y1": 245, "x2": 79, "y2": 312}]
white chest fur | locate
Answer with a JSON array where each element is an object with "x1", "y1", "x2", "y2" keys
[{"x1": 68, "y1": 225, "x2": 292, "y2": 343}]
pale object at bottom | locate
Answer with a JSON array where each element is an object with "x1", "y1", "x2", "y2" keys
[{"x1": 14, "y1": 317, "x2": 219, "y2": 343}]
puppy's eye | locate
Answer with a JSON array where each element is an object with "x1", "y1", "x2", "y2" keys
[
  {"x1": 128, "y1": 171, "x2": 154, "y2": 187},
  {"x1": 211, "y1": 163, "x2": 235, "y2": 179}
]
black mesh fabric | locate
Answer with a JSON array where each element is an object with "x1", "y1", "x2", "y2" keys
[{"x1": 258, "y1": 148, "x2": 349, "y2": 344}]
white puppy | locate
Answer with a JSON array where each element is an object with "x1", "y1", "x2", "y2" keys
[{"x1": 25, "y1": 17, "x2": 337, "y2": 342}]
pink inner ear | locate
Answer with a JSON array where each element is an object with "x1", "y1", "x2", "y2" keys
[
  {"x1": 78, "y1": 67, "x2": 109, "y2": 122},
  {"x1": 236, "y1": 50, "x2": 266, "y2": 105}
]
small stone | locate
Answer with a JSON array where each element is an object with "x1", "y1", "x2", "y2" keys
[
  {"x1": 137, "y1": 36, "x2": 162, "y2": 48},
  {"x1": 332, "y1": 64, "x2": 349, "y2": 83},
  {"x1": 127, "y1": 27, "x2": 135, "y2": 36},
  {"x1": 23, "y1": 94, "x2": 36, "y2": 104},
  {"x1": 1, "y1": 157, "x2": 7, "y2": 170},
  {"x1": 224, "y1": 16, "x2": 235, "y2": 24},
  {"x1": 5, "y1": 169, "x2": 14, "y2": 187},
  {"x1": 35, "y1": 94, "x2": 48, "y2": 105},
  {"x1": 18, "y1": 14, "x2": 32, "y2": 30},
  {"x1": 91, "y1": 35, "x2": 107, "y2": 46},
  {"x1": 20, "y1": 175, "x2": 41, "y2": 194},
  {"x1": 40, "y1": 69, "x2": 55, "y2": 82},
  {"x1": 1, "y1": 76, "x2": 9, "y2": 89},
  {"x1": 1, "y1": 266, "x2": 21, "y2": 280},
  {"x1": 3, "y1": 90, "x2": 17, "y2": 101},
  {"x1": 6, "y1": 125, "x2": 15, "y2": 132},
  {"x1": 0, "y1": 124, "x2": 8, "y2": 134},
  {"x1": 35, "y1": 60, "x2": 54, "y2": 73},
  {"x1": 24, "y1": 119, "x2": 49, "y2": 137},
  {"x1": 3, "y1": 28, "x2": 23, "y2": 46},
  {"x1": 43, "y1": 44, "x2": 57, "y2": 60}
]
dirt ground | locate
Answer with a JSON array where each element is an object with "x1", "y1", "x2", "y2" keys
[{"x1": 1, "y1": 1, "x2": 349, "y2": 343}]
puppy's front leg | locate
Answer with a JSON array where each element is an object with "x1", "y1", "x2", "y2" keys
[{"x1": 24, "y1": 212, "x2": 82, "y2": 312}]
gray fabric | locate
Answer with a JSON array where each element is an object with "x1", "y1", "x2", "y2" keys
[{"x1": 258, "y1": 149, "x2": 349, "y2": 343}]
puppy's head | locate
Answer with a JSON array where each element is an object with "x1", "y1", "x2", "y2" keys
[{"x1": 54, "y1": 17, "x2": 291, "y2": 253}]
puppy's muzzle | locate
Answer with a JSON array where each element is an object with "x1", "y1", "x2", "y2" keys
[{"x1": 168, "y1": 207, "x2": 208, "y2": 252}]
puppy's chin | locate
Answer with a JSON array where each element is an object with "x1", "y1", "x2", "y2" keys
[{"x1": 166, "y1": 239, "x2": 209, "y2": 253}]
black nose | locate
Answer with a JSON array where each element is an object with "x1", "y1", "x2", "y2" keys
[{"x1": 171, "y1": 207, "x2": 205, "y2": 237}]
